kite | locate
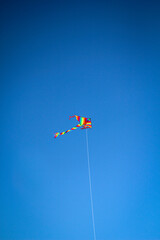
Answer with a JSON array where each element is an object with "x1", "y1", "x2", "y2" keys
[
  {"x1": 54, "y1": 115, "x2": 92, "y2": 138},
  {"x1": 53, "y1": 114, "x2": 96, "y2": 240}
]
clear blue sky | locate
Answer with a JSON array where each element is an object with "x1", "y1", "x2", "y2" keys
[{"x1": 1, "y1": 0, "x2": 160, "y2": 239}]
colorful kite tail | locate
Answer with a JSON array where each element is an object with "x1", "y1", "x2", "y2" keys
[
  {"x1": 54, "y1": 132, "x2": 60, "y2": 138},
  {"x1": 54, "y1": 124, "x2": 81, "y2": 138}
]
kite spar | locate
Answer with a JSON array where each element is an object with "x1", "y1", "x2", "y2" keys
[{"x1": 54, "y1": 115, "x2": 96, "y2": 240}]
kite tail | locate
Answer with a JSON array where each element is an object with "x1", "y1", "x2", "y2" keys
[
  {"x1": 54, "y1": 132, "x2": 60, "y2": 138},
  {"x1": 54, "y1": 124, "x2": 81, "y2": 138}
]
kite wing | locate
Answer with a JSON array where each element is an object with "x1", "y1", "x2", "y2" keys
[
  {"x1": 54, "y1": 115, "x2": 92, "y2": 138},
  {"x1": 69, "y1": 115, "x2": 92, "y2": 129}
]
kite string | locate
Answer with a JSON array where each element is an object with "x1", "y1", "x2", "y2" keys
[{"x1": 86, "y1": 129, "x2": 97, "y2": 240}]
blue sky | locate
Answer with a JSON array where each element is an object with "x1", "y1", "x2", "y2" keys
[{"x1": 1, "y1": 0, "x2": 160, "y2": 239}]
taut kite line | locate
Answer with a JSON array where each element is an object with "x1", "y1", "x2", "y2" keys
[{"x1": 54, "y1": 115, "x2": 92, "y2": 138}]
